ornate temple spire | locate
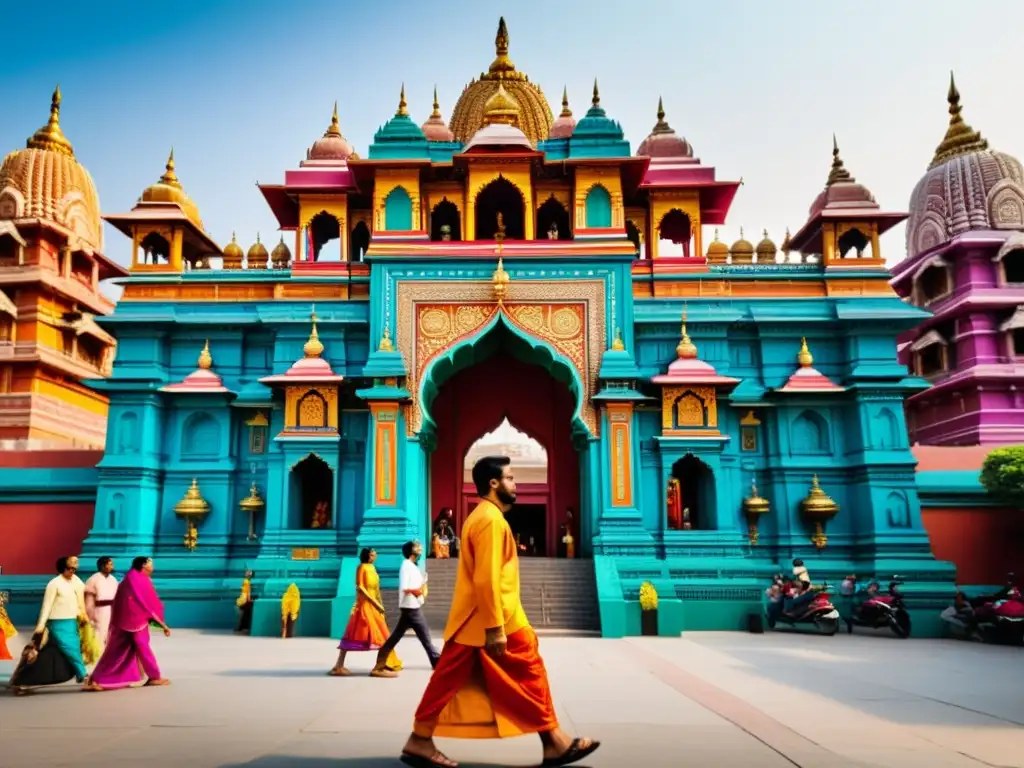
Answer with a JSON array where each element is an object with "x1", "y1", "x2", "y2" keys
[
  {"x1": 397, "y1": 84, "x2": 408, "y2": 117},
  {"x1": 929, "y1": 71, "x2": 989, "y2": 169},
  {"x1": 492, "y1": 256, "x2": 510, "y2": 305},
  {"x1": 304, "y1": 306, "x2": 324, "y2": 358},
  {"x1": 676, "y1": 308, "x2": 698, "y2": 360},
  {"x1": 651, "y1": 96, "x2": 673, "y2": 134},
  {"x1": 559, "y1": 86, "x2": 572, "y2": 118},
  {"x1": 325, "y1": 101, "x2": 342, "y2": 136},
  {"x1": 198, "y1": 340, "x2": 212, "y2": 370},
  {"x1": 591, "y1": 78, "x2": 601, "y2": 108},
  {"x1": 27, "y1": 85, "x2": 74, "y2": 157},
  {"x1": 826, "y1": 134, "x2": 854, "y2": 186},
  {"x1": 487, "y1": 16, "x2": 516, "y2": 77},
  {"x1": 431, "y1": 86, "x2": 441, "y2": 119},
  {"x1": 797, "y1": 337, "x2": 813, "y2": 367},
  {"x1": 160, "y1": 148, "x2": 181, "y2": 187}
]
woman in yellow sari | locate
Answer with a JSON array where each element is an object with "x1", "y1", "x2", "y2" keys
[
  {"x1": 0, "y1": 591, "x2": 16, "y2": 660},
  {"x1": 329, "y1": 548, "x2": 402, "y2": 676}
]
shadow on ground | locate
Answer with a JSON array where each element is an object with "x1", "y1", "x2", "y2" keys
[{"x1": 220, "y1": 759, "x2": 594, "y2": 768}]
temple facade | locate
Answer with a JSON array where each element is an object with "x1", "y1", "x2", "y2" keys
[
  {"x1": 0, "y1": 88, "x2": 127, "y2": 448},
  {"x1": 892, "y1": 75, "x2": 1024, "y2": 446},
  {"x1": 61, "y1": 18, "x2": 954, "y2": 637}
]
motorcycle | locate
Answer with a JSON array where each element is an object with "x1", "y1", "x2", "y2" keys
[
  {"x1": 968, "y1": 575, "x2": 1024, "y2": 645},
  {"x1": 766, "y1": 576, "x2": 840, "y2": 635},
  {"x1": 842, "y1": 576, "x2": 912, "y2": 638}
]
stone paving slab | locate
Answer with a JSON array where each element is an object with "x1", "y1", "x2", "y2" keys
[{"x1": 0, "y1": 629, "x2": 1021, "y2": 767}]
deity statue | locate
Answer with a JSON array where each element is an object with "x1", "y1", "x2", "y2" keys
[
  {"x1": 561, "y1": 507, "x2": 576, "y2": 558},
  {"x1": 682, "y1": 506, "x2": 692, "y2": 530},
  {"x1": 495, "y1": 212, "x2": 506, "y2": 243},
  {"x1": 310, "y1": 500, "x2": 331, "y2": 529},
  {"x1": 440, "y1": 224, "x2": 452, "y2": 242},
  {"x1": 667, "y1": 478, "x2": 683, "y2": 530},
  {"x1": 548, "y1": 222, "x2": 559, "y2": 240}
]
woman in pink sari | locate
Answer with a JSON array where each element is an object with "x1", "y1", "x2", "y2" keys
[{"x1": 84, "y1": 556, "x2": 172, "y2": 692}]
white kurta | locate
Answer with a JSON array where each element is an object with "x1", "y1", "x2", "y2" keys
[
  {"x1": 35, "y1": 574, "x2": 86, "y2": 632},
  {"x1": 84, "y1": 573, "x2": 119, "y2": 644}
]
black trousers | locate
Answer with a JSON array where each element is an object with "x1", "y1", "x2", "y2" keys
[{"x1": 378, "y1": 607, "x2": 440, "y2": 668}]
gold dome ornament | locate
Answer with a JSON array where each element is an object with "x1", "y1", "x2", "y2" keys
[
  {"x1": 27, "y1": 85, "x2": 73, "y2": 157},
  {"x1": 304, "y1": 307, "x2": 325, "y2": 358},
  {"x1": 141, "y1": 148, "x2": 204, "y2": 229},
  {"x1": 729, "y1": 227, "x2": 754, "y2": 264},
  {"x1": 706, "y1": 229, "x2": 729, "y2": 264},
  {"x1": 797, "y1": 337, "x2": 813, "y2": 367},
  {"x1": 247, "y1": 233, "x2": 269, "y2": 269},
  {"x1": 174, "y1": 478, "x2": 211, "y2": 551},
  {"x1": 482, "y1": 84, "x2": 521, "y2": 127},
  {"x1": 492, "y1": 256, "x2": 510, "y2": 305},
  {"x1": 800, "y1": 475, "x2": 839, "y2": 550},
  {"x1": 742, "y1": 481, "x2": 770, "y2": 546},
  {"x1": 238, "y1": 482, "x2": 265, "y2": 541},
  {"x1": 222, "y1": 232, "x2": 244, "y2": 269},
  {"x1": 270, "y1": 235, "x2": 291, "y2": 268},
  {"x1": 755, "y1": 229, "x2": 777, "y2": 262},
  {"x1": 198, "y1": 339, "x2": 213, "y2": 370},
  {"x1": 676, "y1": 309, "x2": 698, "y2": 359}
]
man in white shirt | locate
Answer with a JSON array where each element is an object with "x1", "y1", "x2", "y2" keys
[
  {"x1": 84, "y1": 556, "x2": 119, "y2": 645},
  {"x1": 372, "y1": 540, "x2": 440, "y2": 678}
]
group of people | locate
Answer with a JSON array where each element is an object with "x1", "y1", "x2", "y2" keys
[
  {"x1": 4, "y1": 555, "x2": 171, "y2": 695},
  {"x1": 328, "y1": 455, "x2": 599, "y2": 767}
]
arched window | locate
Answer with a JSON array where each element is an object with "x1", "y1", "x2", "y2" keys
[
  {"x1": 430, "y1": 199, "x2": 461, "y2": 241},
  {"x1": 790, "y1": 410, "x2": 829, "y2": 455},
  {"x1": 475, "y1": 177, "x2": 525, "y2": 240},
  {"x1": 537, "y1": 197, "x2": 571, "y2": 241},
  {"x1": 182, "y1": 412, "x2": 219, "y2": 457},
  {"x1": 384, "y1": 187, "x2": 413, "y2": 231},
  {"x1": 584, "y1": 185, "x2": 612, "y2": 228}
]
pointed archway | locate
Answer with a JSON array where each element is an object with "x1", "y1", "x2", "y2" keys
[
  {"x1": 291, "y1": 453, "x2": 334, "y2": 529},
  {"x1": 426, "y1": 321, "x2": 584, "y2": 557}
]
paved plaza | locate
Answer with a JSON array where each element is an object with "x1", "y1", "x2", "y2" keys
[{"x1": 0, "y1": 628, "x2": 1022, "y2": 767}]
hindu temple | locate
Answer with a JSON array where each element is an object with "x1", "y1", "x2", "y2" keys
[
  {"x1": 892, "y1": 74, "x2": 1024, "y2": 445},
  {"x1": 1, "y1": 18, "x2": 969, "y2": 637}
]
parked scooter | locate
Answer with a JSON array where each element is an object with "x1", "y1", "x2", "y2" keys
[
  {"x1": 766, "y1": 575, "x2": 840, "y2": 635},
  {"x1": 969, "y1": 574, "x2": 1024, "y2": 645},
  {"x1": 841, "y1": 576, "x2": 911, "y2": 638}
]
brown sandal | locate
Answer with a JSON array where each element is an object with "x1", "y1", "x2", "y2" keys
[
  {"x1": 327, "y1": 667, "x2": 351, "y2": 677},
  {"x1": 400, "y1": 751, "x2": 458, "y2": 767}
]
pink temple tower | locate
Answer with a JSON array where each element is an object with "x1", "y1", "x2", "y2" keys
[{"x1": 891, "y1": 73, "x2": 1024, "y2": 445}]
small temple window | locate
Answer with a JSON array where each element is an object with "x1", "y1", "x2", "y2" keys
[
  {"x1": 292, "y1": 453, "x2": 333, "y2": 530},
  {"x1": 667, "y1": 454, "x2": 713, "y2": 531},
  {"x1": 657, "y1": 209, "x2": 692, "y2": 258},
  {"x1": 350, "y1": 220, "x2": 370, "y2": 262},
  {"x1": 537, "y1": 197, "x2": 571, "y2": 241},
  {"x1": 138, "y1": 231, "x2": 170, "y2": 265},
  {"x1": 837, "y1": 227, "x2": 872, "y2": 259},
  {"x1": 998, "y1": 306, "x2": 1024, "y2": 358},
  {"x1": 309, "y1": 211, "x2": 341, "y2": 261},
  {"x1": 915, "y1": 260, "x2": 952, "y2": 304},
  {"x1": 430, "y1": 199, "x2": 461, "y2": 242},
  {"x1": 584, "y1": 184, "x2": 612, "y2": 228},
  {"x1": 475, "y1": 177, "x2": 524, "y2": 240},
  {"x1": 384, "y1": 187, "x2": 413, "y2": 231},
  {"x1": 911, "y1": 329, "x2": 949, "y2": 378},
  {"x1": 1001, "y1": 249, "x2": 1024, "y2": 285}
]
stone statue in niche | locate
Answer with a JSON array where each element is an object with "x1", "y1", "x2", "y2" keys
[
  {"x1": 310, "y1": 500, "x2": 332, "y2": 529},
  {"x1": 548, "y1": 222, "x2": 559, "y2": 240},
  {"x1": 676, "y1": 392, "x2": 705, "y2": 428},
  {"x1": 667, "y1": 478, "x2": 683, "y2": 530},
  {"x1": 440, "y1": 224, "x2": 452, "y2": 242}
]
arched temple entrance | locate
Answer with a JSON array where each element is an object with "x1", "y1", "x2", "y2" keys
[
  {"x1": 669, "y1": 454, "x2": 714, "y2": 531},
  {"x1": 427, "y1": 324, "x2": 582, "y2": 557},
  {"x1": 475, "y1": 177, "x2": 525, "y2": 240},
  {"x1": 291, "y1": 453, "x2": 334, "y2": 529}
]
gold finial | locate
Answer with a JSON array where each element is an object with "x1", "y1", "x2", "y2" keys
[
  {"x1": 801, "y1": 474, "x2": 839, "y2": 549},
  {"x1": 781, "y1": 227, "x2": 792, "y2": 254},
  {"x1": 492, "y1": 256, "x2": 510, "y2": 305},
  {"x1": 763, "y1": 228, "x2": 769, "y2": 240},
  {"x1": 826, "y1": 134, "x2": 853, "y2": 186},
  {"x1": 397, "y1": 84, "x2": 408, "y2": 116},
  {"x1": 159, "y1": 148, "x2": 181, "y2": 187},
  {"x1": 929, "y1": 71, "x2": 989, "y2": 169},
  {"x1": 239, "y1": 483, "x2": 265, "y2": 513},
  {"x1": 431, "y1": 86, "x2": 441, "y2": 118},
  {"x1": 742, "y1": 479, "x2": 770, "y2": 545},
  {"x1": 26, "y1": 85, "x2": 74, "y2": 157},
  {"x1": 713, "y1": 228, "x2": 720, "y2": 242},
  {"x1": 559, "y1": 86, "x2": 572, "y2": 118},
  {"x1": 592, "y1": 79, "x2": 601, "y2": 107},
  {"x1": 487, "y1": 16, "x2": 516, "y2": 76},
  {"x1": 657, "y1": 96, "x2": 665, "y2": 122},
  {"x1": 677, "y1": 308, "x2": 697, "y2": 359},
  {"x1": 325, "y1": 101, "x2": 342, "y2": 137},
  {"x1": 198, "y1": 339, "x2": 212, "y2": 370},
  {"x1": 797, "y1": 337, "x2": 813, "y2": 367},
  {"x1": 611, "y1": 328, "x2": 625, "y2": 351},
  {"x1": 739, "y1": 226, "x2": 745, "y2": 240},
  {"x1": 304, "y1": 306, "x2": 324, "y2": 358},
  {"x1": 378, "y1": 326, "x2": 394, "y2": 352}
]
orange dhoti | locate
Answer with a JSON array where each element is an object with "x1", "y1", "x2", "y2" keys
[{"x1": 413, "y1": 626, "x2": 558, "y2": 739}]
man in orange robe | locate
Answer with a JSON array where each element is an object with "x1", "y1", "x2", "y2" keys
[{"x1": 399, "y1": 455, "x2": 600, "y2": 768}]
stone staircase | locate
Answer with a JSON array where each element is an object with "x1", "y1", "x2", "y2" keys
[{"x1": 418, "y1": 558, "x2": 601, "y2": 634}]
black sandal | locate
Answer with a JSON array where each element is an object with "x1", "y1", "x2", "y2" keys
[
  {"x1": 400, "y1": 750, "x2": 458, "y2": 767},
  {"x1": 541, "y1": 737, "x2": 601, "y2": 767}
]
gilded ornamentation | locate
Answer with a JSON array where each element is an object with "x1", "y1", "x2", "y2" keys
[
  {"x1": 297, "y1": 392, "x2": 327, "y2": 428},
  {"x1": 397, "y1": 278, "x2": 605, "y2": 434},
  {"x1": 661, "y1": 385, "x2": 718, "y2": 432}
]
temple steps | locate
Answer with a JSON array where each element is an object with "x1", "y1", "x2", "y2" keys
[{"x1": 414, "y1": 557, "x2": 601, "y2": 634}]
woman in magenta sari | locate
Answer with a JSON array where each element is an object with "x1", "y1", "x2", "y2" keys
[{"x1": 84, "y1": 556, "x2": 172, "y2": 692}]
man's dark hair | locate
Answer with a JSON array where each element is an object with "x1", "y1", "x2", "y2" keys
[
  {"x1": 472, "y1": 455, "x2": 510, "y2": 497},
  {"x1": 131, "y1": 556, "x2": 150, "y2": 571},
  {"x1": 359, "y1": 548, "x2": 374, "y2": 564},
  {"x1": 97, "y1": 556, "x2": 113, "y2": 571},
  {"x1": 55, "y1": 557, "x2": 69, "y2": 574},
  {"x1": 402, "y1": 540, "x2": 417, "y2": 559}
]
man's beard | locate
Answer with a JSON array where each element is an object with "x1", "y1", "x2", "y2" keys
[{"x1": 496, "y1": 486, "x2": 517, "y2": 505}]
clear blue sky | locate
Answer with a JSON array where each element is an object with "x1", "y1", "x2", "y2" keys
[{"x1": 2, "y1": 0, "x2": 1021, "y2": 276}]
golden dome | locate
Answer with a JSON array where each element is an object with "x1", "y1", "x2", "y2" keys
[
  {"x1": 141, "y1": 149, "x2": 204, "y2": 230},
  {"x1": 483, "y1": 84, "x2": 521, "y2": 127},
  {"x1": 222, "y1": 232, "x2": 244, "y2": 269},
  {"x1": 706, "y1": 228, "x2": 729, "y2": 262},
  {"x1": 755, "y1": 229, "x2": 777, "y2": 260},
  {"x1": 304, "y1": 310, "x2": 325, "y2": 358},
  {"x1": 730, "y1": 227, "x2": 754, "y2": 255},
  {"x1": 0, "y1": 87, "x2": 103, "y2": 251},
  {"x1": 247, "y1": 234, "x2": 268, "y2": 268},
  {"x1": 449, "y1": 17, "x2": 554, "y2": 145},
  {"x1": 271, "y1": 235, "x2": 292, "y2": 267}
]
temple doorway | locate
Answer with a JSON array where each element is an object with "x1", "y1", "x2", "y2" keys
[
  {"x1": 536, "y1": 197, "x2": 571, "y2": 241},
  {"x1": 309, "y1": 211, "x2": 341, "y2": 261},
  {"x1": 430, "y1": 199, "x2": 461, "y2": 241},
  {"x1": 463, "y1": 418, "x2": 549, "y2": 556},
  {"x1": 292, "y1": 453, "x2": 334, "y2": 529},
  {"x1": 428, "y1": 326, "x2": 581, "y2": 557},
  {"x1": 475, "y1": 177, "x2": 524, "y2": 240},
  {"x1": 669, "y1": 454, "x2": 713, "y2": 531},
  {"x1": 658, "y1": 209, "x2": 693, "y2": 258}
]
